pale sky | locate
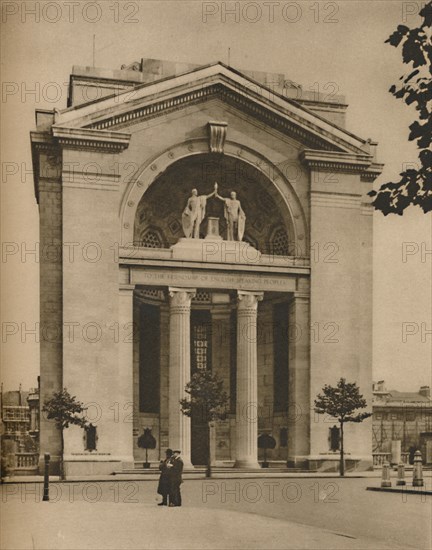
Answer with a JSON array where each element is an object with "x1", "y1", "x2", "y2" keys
[{"x1": 1, "y1": 0, "x2": 431, "y2": 392}]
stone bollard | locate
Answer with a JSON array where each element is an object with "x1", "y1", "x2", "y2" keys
[
  {"x1": 412, "y1": 450, "x2": 424, "y2": 487},
  {"x1": 396, "y1": 462, "x2": 406, "y2": 486},
  {"x1": 381, "y1": 461, "x2": 391, "y2": 487}
]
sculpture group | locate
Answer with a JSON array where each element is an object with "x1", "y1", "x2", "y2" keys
[{"x1": 182, "y1": 183, "x2": 246, "y2": 241}]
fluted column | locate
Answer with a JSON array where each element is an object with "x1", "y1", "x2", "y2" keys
[
  {"x1": 168, "y1": 287, "x2": 196, "y2": 468},
  {"x1": 234, "y1": 290, "x2": 263, "y2": 468}
]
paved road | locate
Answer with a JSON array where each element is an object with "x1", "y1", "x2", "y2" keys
[{"x1": 1, "y1": 478, "x2": 430, "y2": 549}]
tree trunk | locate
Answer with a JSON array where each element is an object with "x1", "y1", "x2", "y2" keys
[
  {"x1": 60, "y1": 428, "x2": 65, "y2": 481},
  {"x1": 206, "y1": 422, "x2": 212, "y2": 478},
  {"x1": 339, "y1": 421, "x2": 345, "y2": 477}
]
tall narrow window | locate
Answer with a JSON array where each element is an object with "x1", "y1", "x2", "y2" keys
[
  {"x1": 191, "y1": 310, "x2": 211, "y2": 373},
  {"x1": 139, "y1": 304, "x2": 160, "y2": 413},
  {"x1": 273, "y1": 302, "x2": 289, "y2": 412}
]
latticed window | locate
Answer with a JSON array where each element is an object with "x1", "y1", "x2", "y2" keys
[
  {"x1": 271, "y1": 227, "x2": 290, "y2": 256},
  {"x1": 141, "y1": 229, "x2": 163, "y2": 248},
  {"x1": 142, "y1": 288, "x2": 164, "y2": 300},
  {"x1": 193, "y1": 290, "x2": 211, "y2": 303}
]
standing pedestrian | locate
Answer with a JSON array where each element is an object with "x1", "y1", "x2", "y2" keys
[
  {"x1": 168, "y1": 450, "x2": 184, "y2": 507},
  {"x1": 157, "y1": 448, "x2": 173, "y2": 506}
]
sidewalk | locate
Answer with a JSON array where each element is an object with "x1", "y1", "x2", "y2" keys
[{"x1": 1, "y1": 500, "x2": 408, "y2": 550}]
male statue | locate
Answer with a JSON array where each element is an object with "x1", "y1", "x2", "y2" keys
[
  {"x1": 182, "y1": 187, "x2": 216, "y2": 239},
  {"x1": 215, "y1": 187, "x2": 246, "y2": 241}
]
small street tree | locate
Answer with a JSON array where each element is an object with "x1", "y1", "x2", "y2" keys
[
  {"x1": 368, "y1": 1, "x2": 432, "y2": 215},
  {"x1": 180, "y1": 370, "x2": 229, "y2": 478},
  {"x1": 42, "y1": 388, "x2": 88, "y2": 479},
  {"x1": 137, "y1": 427, "x2": 157, "y2": 468},
  {"x1": 314, "y1": 378, "x2": 372, "y2": 477}
]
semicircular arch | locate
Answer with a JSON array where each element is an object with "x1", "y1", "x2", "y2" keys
[{"x1": 120, "y1": 139, "x2": 308, "y2": 255}]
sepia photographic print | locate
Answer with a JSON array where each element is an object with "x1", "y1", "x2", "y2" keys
[{"x1": 1, "y1": 1, "x2": 431, "y2": 549}]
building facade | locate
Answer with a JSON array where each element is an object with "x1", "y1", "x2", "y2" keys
[
  {"x1": 372, "y1": 381, "x2": 432, "y2": 465},
  {"x1": 31, "y1": 59, "x2": 382, "y2": 475},
  {"x1": 0, "y1": 385, "x2": 40, "y2": 476}
]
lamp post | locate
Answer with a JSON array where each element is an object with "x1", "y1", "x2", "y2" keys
[{"x1": 42, "y1": 453, "x2": 50, "y2": 501}]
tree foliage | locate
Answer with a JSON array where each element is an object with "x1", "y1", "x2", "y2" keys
[
  {"x1": 180, "y1": 370, "x2": 229, "y2": 477},
  {"x1": 42, "y1": 388, "x2": 88, "y2": 430},
  {"x1": 314, "y1": 378, "x2": 371, "y2": 423},
  {"x1": 314, "y1": 378, "x2": 371, "y2": 476},
  {"x1": 180, "y1": 370, "x2": 229, "y2": 422},
  {"x1": 368, "y1": 2, "x2": 432, "y2": 215}
]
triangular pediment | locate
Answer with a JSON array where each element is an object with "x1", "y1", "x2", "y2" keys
[{"x1": 53, "y1": 63, "x2": 371, "y2": 155}]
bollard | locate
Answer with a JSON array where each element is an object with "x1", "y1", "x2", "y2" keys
[
  {"x1": 412, "y1": 450, "x2": 424, "y2": 487},
  {"x1": 396, "y1": 462, "x2": 406, "y2": 486},
  {"x1": 381, "y1": 461, "x2": 391, "y2": 487},
  {"x1": 42, "y1": 453, "x2": 50, "y2": 501}
]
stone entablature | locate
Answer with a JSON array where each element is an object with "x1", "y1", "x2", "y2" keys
[{"x1": 119, "y1": 243, "x2": 310, "y2": 269}]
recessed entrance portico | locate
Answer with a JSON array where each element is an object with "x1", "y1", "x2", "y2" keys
[{"x1": 120, "y1": 242, "x2": 310, "y2": 468}]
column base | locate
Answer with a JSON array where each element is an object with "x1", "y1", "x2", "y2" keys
[
  {"x1": 233, "y1": 460, "x2": 261, "y2": 469},
  {"x1": 180, "y1": 458, "x2": 194, "y2": 470}
]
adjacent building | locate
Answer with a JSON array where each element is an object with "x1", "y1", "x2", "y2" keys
[
  {"x1": 0, "y1": 384, "x2": 40, "y2": 475},
  {"x1": 372, "y1": 381, "x2": 432, "y2": 465}
]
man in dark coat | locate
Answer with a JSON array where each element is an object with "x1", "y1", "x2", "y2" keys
[
  {"x1": 157, "y1": 448, "x2": 173, "y2": 506},
  {"x1": 168, "y1": 449, "x2": 184, "y2": 507}
]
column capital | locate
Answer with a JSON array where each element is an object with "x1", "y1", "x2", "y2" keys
[
  {"x1": 169, "y1": 287, "x2": 196, "y2": 313},
  {"x1": 237, "y1": 291, "x2": 263, "y2": 312}
]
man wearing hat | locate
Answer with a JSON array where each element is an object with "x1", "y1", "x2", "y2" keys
[
  {"x1": 168, "y1": 450, "x2": 184, "y2": 507},
  {"x1": 157, "y1": 448, "x2": 173, "y2": 506}
]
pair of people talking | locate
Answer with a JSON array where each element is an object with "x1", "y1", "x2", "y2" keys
[{"x1": 157, "y1": 449, "x2": 184, "y2": 507}]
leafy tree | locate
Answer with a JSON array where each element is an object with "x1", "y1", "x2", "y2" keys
[
  {"x1": 368, "y1": 2, "x2": 432, "y2": 215},
  {"x1": 42, "y1": 388, "x2": 88, "y2": 479},
  {"x1": 137, "y1": 427, "x2": 157, "y2": 468},
  {"x1": 314, "y1": 378, "x2": 371, "y2": 476},
  {"x1": 180, "y1": 370, "x2": 229, "y2": 477}
]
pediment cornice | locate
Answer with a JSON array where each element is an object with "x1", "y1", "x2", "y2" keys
[{"x1": 54, "y1": 64, "x2": 371, "y2": 156}]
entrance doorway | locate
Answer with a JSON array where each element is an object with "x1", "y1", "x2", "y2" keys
[{"x1": 190, "y1": 310, "x2": 211, "y2": 465}]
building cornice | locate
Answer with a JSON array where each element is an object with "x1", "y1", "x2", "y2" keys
[
  {"x1": 300, "y1": 149, "x2": 374, "y2": 173},
  {"x1": 52, "y1": 127, "x2": 131, "y2": 152},
  {"x1": 361, "y1": 162, "x2": 385, "y2": 182}
]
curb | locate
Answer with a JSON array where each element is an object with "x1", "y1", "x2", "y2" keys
[{"x1": 366, "y1": 486, "x2": 432, "y2": 496}]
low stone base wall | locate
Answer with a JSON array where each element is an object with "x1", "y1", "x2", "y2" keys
[{"x1": 64, "y1": 460, "x2": 124, "y2": 476}]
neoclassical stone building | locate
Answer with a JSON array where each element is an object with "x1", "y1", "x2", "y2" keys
[{"x1": 31, "y1": 59, "x2": 382, "y2": 475}]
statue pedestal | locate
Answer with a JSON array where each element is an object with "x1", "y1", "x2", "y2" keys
[
  {"x1": 171, "y1": 238, "x2": 261, "y2": 265},
  {"x1": 205, "y1": 217, "x2": 221, "y2": 240}
]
